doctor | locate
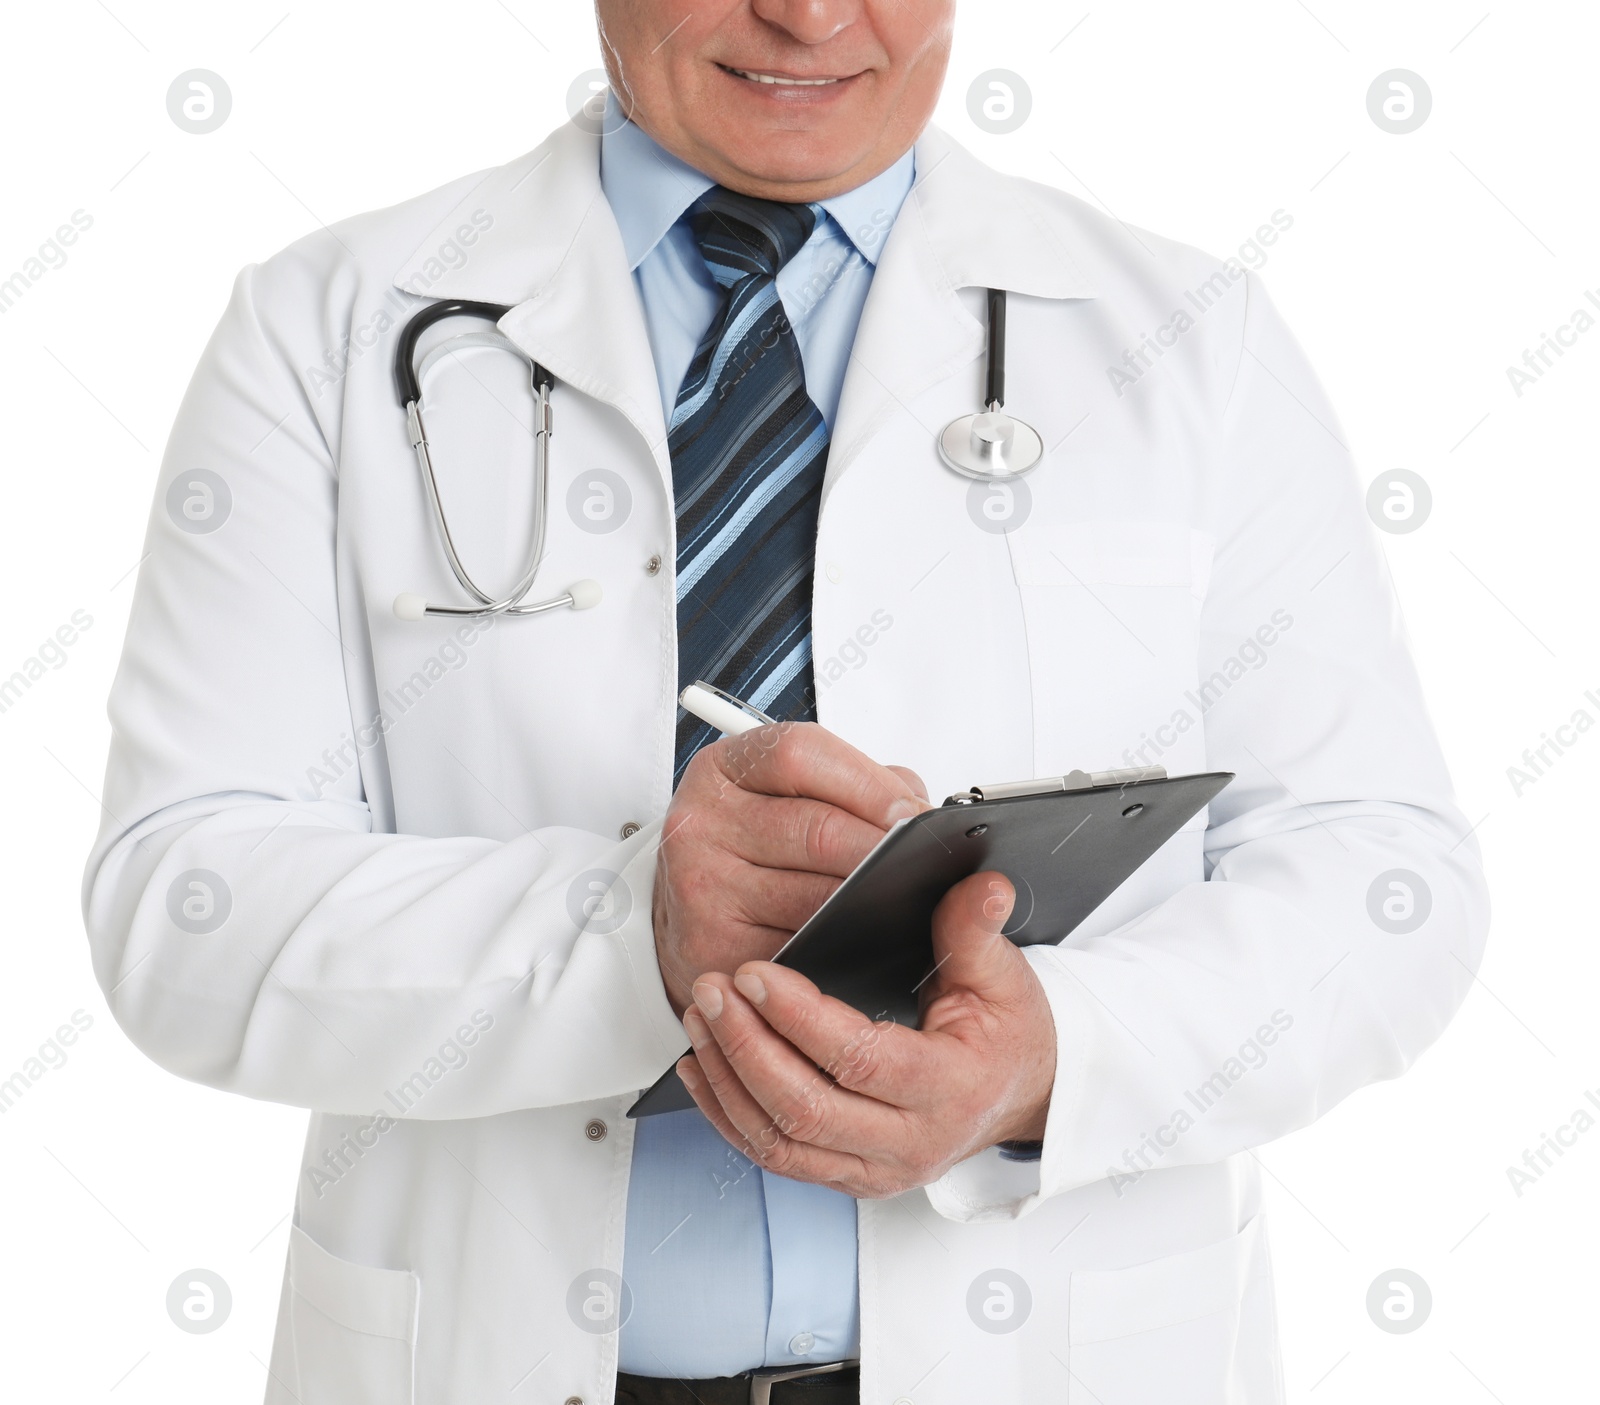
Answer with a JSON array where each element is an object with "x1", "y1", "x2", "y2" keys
[{"x1": 83, "y1": 0, "x2": 1488, "y2": 1402}]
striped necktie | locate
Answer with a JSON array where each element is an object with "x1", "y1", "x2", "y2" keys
[{"x1": 670, "y1": 189, "x2": 829, "y2": 784}]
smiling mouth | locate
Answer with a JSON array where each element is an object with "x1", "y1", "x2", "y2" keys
[{"x1": 721, "y1": 65, "x2": 852, "y2": 87}]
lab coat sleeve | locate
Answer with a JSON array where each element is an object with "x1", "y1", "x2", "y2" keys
[
  {"x1": 81, "y1": 260, "x2": 688, "y2": 1118},
  {"x1": 925, "y1": 271, "x2": 1489, "y2": 1222}
]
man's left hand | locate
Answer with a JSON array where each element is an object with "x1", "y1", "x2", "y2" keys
[{"x1": 676, "y1": 871, "x2": 1057, "y2": 1199}]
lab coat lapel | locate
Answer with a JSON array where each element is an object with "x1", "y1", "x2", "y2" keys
[
  {"x1": 390, "y1": 121, "x2": 671, "y2": 484},
  {"x1": 825, "y1": 125, "x2": 1101, "y2": 504},
  {"x1": 825, "y1": 136, "x2": 978, "y2": 503}
]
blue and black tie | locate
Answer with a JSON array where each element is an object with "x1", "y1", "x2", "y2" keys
[{"x1": 671, "y1": 189, "x2": 829, "y2": 785}]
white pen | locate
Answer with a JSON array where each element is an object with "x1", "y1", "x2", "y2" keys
[{"x1": 679, "y1": 680, "x2": 778, "y2": 736}]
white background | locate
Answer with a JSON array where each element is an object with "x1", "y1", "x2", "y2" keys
[{"x1": 1, "y1": 0, "x2": 1595, "y2": 1400}]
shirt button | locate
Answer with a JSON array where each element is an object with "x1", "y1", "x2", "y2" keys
[
  {"x1": 585, "y1": 1119, "x2": 607, "y2": 1142},
  {"x1": 620, "y1": 821, "x2": 641, "y2": 839},
  {"x1": 565, "y1": 1397, "x2": 584, "y2": 1405},
  {"x1": 645, "y1": 553, "x2": 663, "y2": 575},
  {"x1": 825, "y1": 561, "x2": 843, "y2": 583},
  {"x1": 789, "y1": 1331, "x2": 815, "y2": 1355}
]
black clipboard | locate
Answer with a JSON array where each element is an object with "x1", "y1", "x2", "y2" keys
[{"x1": 627, "y1": 767, "x2": 1232, "y2": 1118}]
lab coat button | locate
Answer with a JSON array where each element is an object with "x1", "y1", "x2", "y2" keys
[
  {"x1": 825, "y1": 561, "x2": 843, "y2": 583},
  {"x1": 584, "y1": 1119, "x2": 607, "y2": 1142},
  {"x1": 645, "y1": 553, "x2": 663, "y2": 575},
  {"x1": 789, "y1": 1331, "x2": 815, "y2": 1354},
  {"x1": 565, "y1": 1397, "x2": 583, "y2": 1405},
  {"x1": 621, "y1": 821, "x2": 641, "y2": 839}
]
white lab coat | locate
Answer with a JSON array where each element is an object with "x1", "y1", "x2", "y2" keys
[{"x1": 83, "y1": 116, "x2": 1488, "y2": 1405}]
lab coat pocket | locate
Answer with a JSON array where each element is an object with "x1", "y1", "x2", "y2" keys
[
  {"x1": 1007, "y1": 520, "x2": 1213, "y2": 781},
  {"x1": 288, "y1": 1224, "x2": 419, "y2": 1405},
  {"x1": 1067, "y1": 1215, "x2": 1282, "y2": 1405}
]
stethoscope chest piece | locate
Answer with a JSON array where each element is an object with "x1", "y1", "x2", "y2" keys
[{"x1": 938, "y1": 408, "x2": 1045, "y2": 481}]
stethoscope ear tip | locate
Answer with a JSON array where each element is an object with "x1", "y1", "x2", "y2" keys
[
  {"x1": 566, "y1": 580, "x2": 603, "y2": 611},
  {"x1": 394, "y1": 592, "x2": 430, "y2": 622}
]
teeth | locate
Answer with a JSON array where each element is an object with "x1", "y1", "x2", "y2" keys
[{"x1": 730, "y1": 68, "x2": 841, "y2": 86}]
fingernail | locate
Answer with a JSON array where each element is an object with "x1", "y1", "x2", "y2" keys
[
  {"x1": 733, "y1": 970, "x2": 768, "y2": 1006},
  {"x1": 692, "y1": 981, "x2": 724, "y2": 1020},
  {"x1": 677, "y1": 1056, "x2": 700, "y2": 1087},
  {"x1": 985, "y1": 879, "x2": 1014, "y2": 920},
  {"x1": 888, "y1": 796, "x2": 924, "y2": 822},
  {"x1": 683, "y1": 1008, "x2": 710, "y2": 1049}
]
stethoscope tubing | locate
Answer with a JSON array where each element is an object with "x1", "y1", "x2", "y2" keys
[{"x1": 985, "y1": 286, "x2": 1007, "y2": 412}]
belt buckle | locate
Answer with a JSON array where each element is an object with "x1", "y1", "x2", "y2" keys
[{"x1": 747, "y1": 1359, "x2": 855, "y2": 1405}]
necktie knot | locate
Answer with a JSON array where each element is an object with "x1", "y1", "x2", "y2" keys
[{"x1": 688, "y1": 187, "x2": 820, "y2": 288}]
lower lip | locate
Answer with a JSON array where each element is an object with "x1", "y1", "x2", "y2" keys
[{"x1": 718, "y1": 66, "x2": 860, "y2": 105}]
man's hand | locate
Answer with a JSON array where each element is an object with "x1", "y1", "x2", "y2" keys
[
  {"x1": 675, "y1": 872, "x2": 1057, "y2": 1197},
  {"x1": 653, "y1": 722, "x2": 929, "y2": 1019}
]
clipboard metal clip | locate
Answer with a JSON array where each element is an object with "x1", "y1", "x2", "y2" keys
[{"x1": 945, "y1": 765, "x2": 1167, "y2": 806}]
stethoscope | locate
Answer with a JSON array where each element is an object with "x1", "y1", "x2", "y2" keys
[
  {"x1": 935, "y1": 288, "x2": 1046, "y2": 480},
  {"x1": 391, "y1": 288, "x2": 1040, "y2": 623},
  {"x1": 391, "y1": 299, "x2": 601, "y2": 622}
]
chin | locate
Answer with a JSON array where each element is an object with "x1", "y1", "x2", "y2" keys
[{"x1": 704, "y1": 127, "x2": 874, "y2": 194}]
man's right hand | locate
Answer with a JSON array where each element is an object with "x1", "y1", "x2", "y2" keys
[{"x1": 652, "y1": 723, "x2": 929, "y2": 1019}]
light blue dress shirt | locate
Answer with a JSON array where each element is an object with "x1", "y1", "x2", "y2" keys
[{"x1": 599, "y1": 99, "x2": 915, "y2": 1379}]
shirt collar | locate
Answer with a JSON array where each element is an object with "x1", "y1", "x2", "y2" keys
[{"x1": 599, "y1": 90, "x2": 915, "y2": 273}]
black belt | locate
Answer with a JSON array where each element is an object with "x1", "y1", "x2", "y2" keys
[{"x1": 615, "y1": 1360, "x2": 859, "y2": 1405}]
